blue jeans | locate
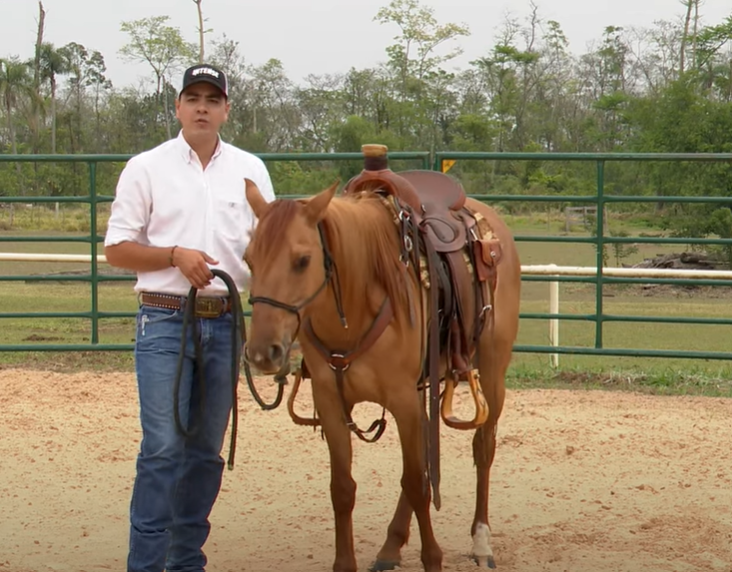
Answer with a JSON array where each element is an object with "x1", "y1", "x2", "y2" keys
[{"x1": 128, "y1": 305, "x2": 238, "y2": 572}]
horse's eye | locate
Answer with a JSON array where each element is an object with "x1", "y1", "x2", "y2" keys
[{"x1": 294, "y1": 255, "x2": 311, "y2": 272}]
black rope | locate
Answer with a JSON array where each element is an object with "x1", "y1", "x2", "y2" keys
[{"x1": 172, "y1": 269, "x2": 285, "y2": 471}]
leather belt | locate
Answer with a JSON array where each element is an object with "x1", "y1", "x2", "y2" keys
[{"x1": 139, "y1": 292, "x2": 232, "y2": 318}]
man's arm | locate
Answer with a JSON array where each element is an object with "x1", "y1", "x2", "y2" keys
[
  {"x1": 103, "y1": 159, "x2": 218, "y2": 289},
  {"x1": 104, "y1": 241, "x2": 175, "y2": 271},
  {"x1": 104, "y1": 158, "x2": 154, "y2": 269},
  {"x1": 105, "y1": 242, "x2": 218, "y2": 289}
]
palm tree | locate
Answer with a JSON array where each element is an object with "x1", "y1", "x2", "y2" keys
[
  {"x1": 38, "y1": 43, "x2": 70, "y2": 153},
  {"x1": 0, "y1": 57, "x2": 34, "y2": 161},
  {"x1": 0, "y1": 57, "x2": 34, "y2": 219}
]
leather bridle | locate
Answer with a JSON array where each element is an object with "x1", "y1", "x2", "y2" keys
[
  {"x1": 246, "y1": 223, "x2": 347, "y2": 337},
  {"x1": 246, "y1": 220, "x2": 391, "y2": 443}
]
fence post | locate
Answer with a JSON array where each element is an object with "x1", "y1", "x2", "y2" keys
[
  {"x1": 548, "y1": 264, "x2": 559, "y2": 367},
  {"x1": 595, "y1": 160, "x2": 606, "y2": 348},
  {"x1": 89, "y1": 161, "x2": 99, "y2": 344}
]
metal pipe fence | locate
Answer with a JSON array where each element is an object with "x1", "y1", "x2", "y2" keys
[{"x1": 1, "y1": 150, "x2": 731, "y2": 361}]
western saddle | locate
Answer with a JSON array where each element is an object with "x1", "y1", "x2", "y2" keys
[
  {"x1": 343, "y1": 144, "x2": 502, "y2": 507},
  {"x1": 341, "y1": 143, "x2": 501, "y2": 422},
  {"x1": 286, "y1": 144, "x2": 503, "y2": 510}
]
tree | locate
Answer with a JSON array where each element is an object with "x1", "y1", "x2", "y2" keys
[
  {"x1": 244, "y1": 59, "x2": 300, "y2": 150},
  {"x1": 295, "y1": 74, "x2": 345, "y2": 151},
  {"x1": 694, "y1": 16, "x2": 732, "y2": 100},
  {"x1": 119, "y1": 16, "x2": 196, "y2": 138},
  {"x1": 29, "y1": 0, "x2": 45, "y2": 152},
  {"x1": 192, "y1": 0, "x2": 212, "y2": 63},
  {"x1": 0, "y1": 56, "x2": 35, "y2": 206},
  {"x1": 58, "y1": 42, "x2": 111, "y2": 153},
  {"x1": 2, "y1": 0, "x2": 732, "y2": 209},
  {"x1": 374, "y1": 0, "x2": 469, "y2": 150},
  {"x1": 38, "y1": 43, "x2": 69, "y2": 153},
  {"x1": 0, "y1": 58, "x2": 34, "y2": 157},
  {"x1": 374, "y1": 0, "x2": 469, "y2": 85}
]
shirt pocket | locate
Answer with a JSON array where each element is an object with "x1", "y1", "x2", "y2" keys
[{"x1": 215, "y1": 196, "x2": 246, "y2": 242}]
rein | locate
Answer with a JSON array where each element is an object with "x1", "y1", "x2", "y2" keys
[{"x1": 173, "y1": 268, "x2": 285, "y2": 471}]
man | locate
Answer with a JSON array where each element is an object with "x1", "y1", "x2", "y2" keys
[{"x1": 104, "y1": 63, "x2": 275, "y2": 572}]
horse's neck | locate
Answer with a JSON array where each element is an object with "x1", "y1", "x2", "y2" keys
[
  {"x1": 306, "y1": 200, "x2": 387, "y2": 348},
  {"x1": 306, "y1": 285, "x2": 381, "y2": 351}
]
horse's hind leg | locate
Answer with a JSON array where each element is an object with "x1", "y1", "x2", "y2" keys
[
  {"x1": 385, "y1": 391, "x2": 443, "y2": 572},
  {"x1": 312, "y1": 385, "x2": 358, "y2": 572},
  {"x1": 470, "y1": 338, "x2": 511, "y2": 568},
  {"x1": 370, "y1": 491, "x2": 413, "y2": 571}
]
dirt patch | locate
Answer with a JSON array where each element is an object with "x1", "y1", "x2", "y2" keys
[{"x1": 1, "y1": 369, "x2": 731, "y2": 572}]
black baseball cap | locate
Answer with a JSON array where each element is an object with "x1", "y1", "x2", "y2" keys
[{"x1": 180, "y1": 64, "x2": 228, "y2": 98}]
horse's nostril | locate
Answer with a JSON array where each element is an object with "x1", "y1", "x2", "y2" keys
[{"x1": 269, "y1": 344, "x2": 284, "y2": 363}]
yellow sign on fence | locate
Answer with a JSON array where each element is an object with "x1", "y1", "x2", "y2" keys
[{"x1": 441, "y1": 159, "x2": 456, "y2": 173}]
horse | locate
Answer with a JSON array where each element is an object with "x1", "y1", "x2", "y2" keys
[{"x1": 241, "y1": 148, "x2": 521, "y2": 572}]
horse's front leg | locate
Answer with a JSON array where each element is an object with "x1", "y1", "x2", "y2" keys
[
  {"x1": 313, "y1": 383, "x2": 357, "y2": 572},
  {"x1": 390, "y1": 391, "x2": 443, "y2": 572}
]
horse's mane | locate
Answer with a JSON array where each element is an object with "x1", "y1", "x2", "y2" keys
[
  {"x1": 249, "y1": 199, "x2": 301, "y2": 267},
  {"x1": 321, "y1": 193, "x2": 411, "y2": 323},
  {"x1": 252, "y1": 192, "x2": 412, "y2": 326}
]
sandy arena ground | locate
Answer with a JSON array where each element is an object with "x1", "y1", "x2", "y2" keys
[{"x1": 1, "y1": 368, "x2": 731, "y2": 572}]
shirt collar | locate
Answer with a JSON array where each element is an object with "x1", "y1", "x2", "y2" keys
[{"x1": 176, "y1": 130, "x2": 224, "y2": 164}]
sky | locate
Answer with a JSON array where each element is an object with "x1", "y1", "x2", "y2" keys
[{"x1": 1, "y1": 0, "x2": 730, "y2": 90}]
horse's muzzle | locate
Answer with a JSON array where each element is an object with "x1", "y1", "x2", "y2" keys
[{"x1": 243, "y1": 338, "x2": 291, "y2": 375}]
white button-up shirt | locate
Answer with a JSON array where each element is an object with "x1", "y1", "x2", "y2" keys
[{"x1": 104, "y1": 131, "x2": 275, "y2": 296}]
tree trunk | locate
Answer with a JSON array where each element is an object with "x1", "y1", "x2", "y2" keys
[
  {"x1": 76, "y1": 81, "x2": 83, "y2": 152},
  {"x1": 32, "y1": 1, "x2": 45, "y2": 153},
  {"x1": 33, "y1": 2, "x2": 44, "y2": 90},
  {"x1": 5, "y1": 94, "x2": 18, "y2": 231},
  {"x1": 51, "y1": 76, "x2": 57, "y2": 153},
  {"x1": 6, "y1": 98, "x2": 21, "y2": 184},
  {"x1": 31, "y1": 0, "x2": 45, "y2": 194},
  {"x1": 155, "y1": 72, "x2": 164, "y2": 136},
  {"x1": 163, "y1": 75, "x2": 172, "y2": 139},
  {"x1": 680, "y1": 0, "x2": 692, "y2": 75},
  {"x1": 94, "y1": 84, "x2": 102, "y2": 149},
  {"x1": 691, "y1": 0, "x2": 700, "y2": 68},
  {"x1": 194, "y1": 0, "x2": 205, "y2": 63}
]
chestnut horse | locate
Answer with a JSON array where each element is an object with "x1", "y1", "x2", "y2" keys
[{"x1": 242, "y1": 172, "x2": 521, "y2": 572}]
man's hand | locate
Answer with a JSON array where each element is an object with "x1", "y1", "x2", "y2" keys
[{"x1": 172, "y1": 246, "x2": 219, "y2": 289}]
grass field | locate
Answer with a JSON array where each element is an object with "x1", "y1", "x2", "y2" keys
[{"x1": 1, "y1": 209, "x2": 731, "y2": 396}]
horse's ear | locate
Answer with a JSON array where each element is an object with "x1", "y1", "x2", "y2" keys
[
  {"x1": 245, "y1": 178, "x2": 269, "y2": 219},
  {"x1": 303, "y1": 180, "x2": 339, "y2": 225}
]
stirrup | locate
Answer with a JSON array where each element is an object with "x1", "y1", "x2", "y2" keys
[
  {"x1": 440, "y1": 369, "x2": 489, "y2": 430},
  {"x1": 287, "y1": 367, "x2": 320, "y2": 427}
]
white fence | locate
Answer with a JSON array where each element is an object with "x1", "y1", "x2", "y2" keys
[
  {"x1": 4, "y1": 254, "x2": 732, "y2": 366},
  {"x1": 524, "y1": 264, "x2": 732, "y2": 367}
]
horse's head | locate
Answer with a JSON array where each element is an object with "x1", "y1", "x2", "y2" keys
[{"x1": 243, "y1": 179, "x2": 338, "y2": 374}]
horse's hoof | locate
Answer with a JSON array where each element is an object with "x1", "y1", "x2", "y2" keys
[
  {"x1": 471, "y1": 554, "x2": 496, "y2": 568},
  {"x1": 369, "y1": 559, "x2": 401, "y2": 571}
]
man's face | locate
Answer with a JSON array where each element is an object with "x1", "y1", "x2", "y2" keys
[{"x1": 175, "y1": 82, "x2": 230, "y2": 137}]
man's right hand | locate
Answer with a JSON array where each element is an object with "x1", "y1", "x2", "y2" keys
[{"x1": 172, "y1": 246, "x2": 219, "y2": 290}]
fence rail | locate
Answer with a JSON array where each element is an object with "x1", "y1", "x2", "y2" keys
[{"x1": 2, "y1": 150, "x2": 732, "y2": 361}]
